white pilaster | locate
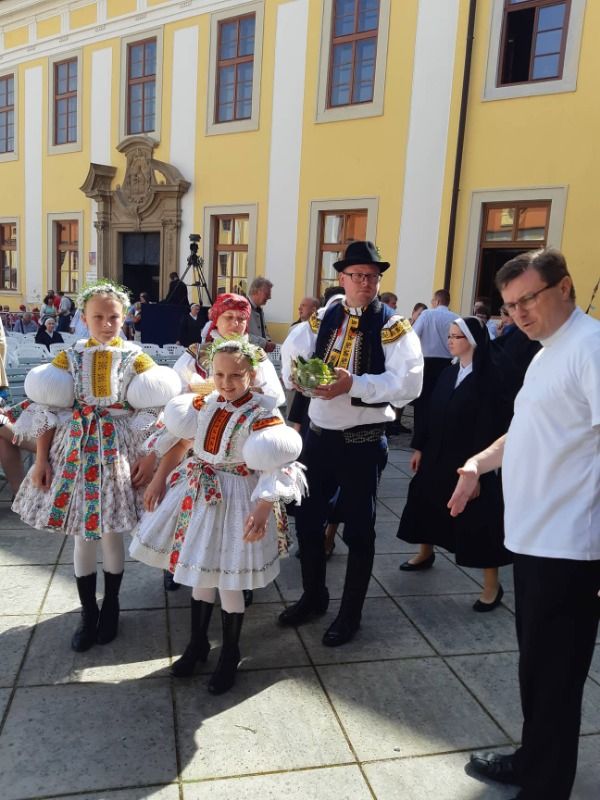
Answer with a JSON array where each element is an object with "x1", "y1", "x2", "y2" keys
[
  {"x1": 24, "y1": 66, "x2": 43, "y2": 304},
  {"x1": 170, "y1": 25, "x2": 198, "y2": 279},
  {"x1": 89, "y1": 47, "x2": 113, "y2": 282},
  {"x1": 394, "y1": 0, "x2": 461, "y2": 310},
  {"x1": 264, "y1": 0, "x2": 309, "y2": 324}
]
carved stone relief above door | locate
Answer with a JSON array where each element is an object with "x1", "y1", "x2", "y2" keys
[{"x1": 80, "y1": 135, "x2": 191, "y2": 298}]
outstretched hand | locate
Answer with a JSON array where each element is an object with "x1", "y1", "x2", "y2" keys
[{"x1": 447, "y1": 463, "x2": 480, "y2": 517}]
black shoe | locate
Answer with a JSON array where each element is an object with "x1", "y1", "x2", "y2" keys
[
  {"x1": 399, "y1": 553, "x2": 435, "y2": 571},
  {"x1": 472, "y1": 584, "x2": 504, "y2": 612},
  {"x1": 278, "y1": 590, "x2": 330, "y2": 627},
  {"x1": 243, "y1": 590, "x2": 253, "y2": 608},
  {"x1": 72, "y1": 573, "x2": 99, "y2": 652},
  {"x1": 96, "y1": 570, "x2": 123, "y2": 645},
  {"x1": 163, "y1": 570, "x2": 181, "y2": 592},
  {"x1": 208, "y1": 610, "x2": 244, "y2": 695},
  {"x1": 322, "y1": 614, "x2": 360, "y2": 647},
  {"x1": 469, "y1": 752, "x2": 520, "y2": 786},
  {"x1": 171, "y1": 599, "x2": 214, "y2": 677}
]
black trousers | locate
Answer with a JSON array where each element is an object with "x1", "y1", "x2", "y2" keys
[
  {"x1": 512, "y1": 554, "x2": 600, "y2": 799},
  {"x1": 294, "y1": 427, "x2": 388, "y2": 612}
]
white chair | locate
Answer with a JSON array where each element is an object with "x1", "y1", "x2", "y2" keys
[
  {"x1": 140, "y1": 343, "x2": 161, "y2": 356},
  {"x1": 49, "y1": 343, "x2": 68, "y2": 356},
  {"x1": 21, "y1": 332, "x2": 37, "y2": 342},
  {"x1": 16, "y1": 344, "x2": 50, "y2": 361},
  {"x1": 161, "y1": 344, "x2": 185, "y2": 357},
  {"x1": 60, "y1": 332, "x2": 76, "y2": 344}
]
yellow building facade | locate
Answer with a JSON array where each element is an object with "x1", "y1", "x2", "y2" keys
[{"x1": 0, "y1": 0, "x2": 597, "y2": 341}]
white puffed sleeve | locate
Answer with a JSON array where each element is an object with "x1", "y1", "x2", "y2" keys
[
  {"x1": 253, "y1": 357, "x2": 285, "y2": 409},
  {"x1": 142, "y1": 416, "x2": 182, "y2": 457},
  {"x1": 173, "y1": 351, "x2": 204, "y2": 391},
  {"x1": 162, "y1": 393, "x2": 200, "y2": 440},
  {"x1": 242, "y1": 422, "x2": 306, "y2": 504},
  {"x1": 126, "y1": 364, "x2": 182, "y2": 409},
  {"x1": 9, "y1": 363, "x2": 75, "y2": 441}
]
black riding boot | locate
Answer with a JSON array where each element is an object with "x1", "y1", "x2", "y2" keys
[
  {"x1": 171, "y1": 599, "x2": 213, "y2": 677},
  {"x1": 208, "y1": 610, "x2": 244, "y2": 695},
  {"x1": 322, "y1": 547, "x2": 374, "y2": 647},
  {"x1": 279, "y1": 532, "x2": 329, "y2": 626},
  {"x1": 72, "y1": 573, "x2": 99, "y2": 652},
  {"x1": 96, "y1": 570, "x2": 123, "y2": 645}
]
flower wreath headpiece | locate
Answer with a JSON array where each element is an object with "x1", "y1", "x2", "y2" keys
[
  {"x1": 76, "y1": 280, "x2": 131, "y2": 311},
  {"x1": 205, "y1": 335, "x2": 261, "y2": 368}
]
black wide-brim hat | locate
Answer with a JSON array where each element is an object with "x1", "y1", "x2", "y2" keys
[{"x1": 333, "y1": 240, "x2": 390, "y2": 273}]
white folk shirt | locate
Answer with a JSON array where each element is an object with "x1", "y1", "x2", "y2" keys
[
  {"x1": 281, "y1": 300, "x2": 424, "y2": 431},
  {"x1": 503, "y1": 307, "x2": 600, "y2": 560}
]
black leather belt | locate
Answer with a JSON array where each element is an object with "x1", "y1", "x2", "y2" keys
[{"x1": 309, "y1": 422, "x2": 385, "y2": 443}]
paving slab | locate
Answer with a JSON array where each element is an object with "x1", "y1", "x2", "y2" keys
[
  {"x1": 0, "y1": 505, "x2": 37, "y2": 530},
  {"x1": 374, "y1": 522, "x2": 418, "y2": 554},
  {"x1": 375, "y1": 501, "x2": 401, "y2": 522},
  {"x1": 182, "y1": 765, "x2": 372, "y2": 799},
  {"x1": 0, "y1": 528, "x2": 64, "y2": 565},
  {"x1": 0, "y1": 564, "x2": 53, "y2": 614},
  {"x1": 169, "y1": 602, "x2": 309, "y2": 674},
  {"x1": 276, "y1": 552, "x2": 385, "y2": 602},
  {"x1": 43, "y1": 561, "x2": 166, "y2": 614},
  {"x1": 398, "y1": 594, "x2": 518, "y2": 655},
  {"x1": 176, "y1": 667, "x2": 354, "y2": 780},
  {"x1": 18, "y1": 610, "x2": 170, "y2": 685},
  {"x1": 458, "y1": 563, "x2": 515, "y2": 592},
  {"x1": 45, "y1": 787, "x2": 180, "y2": 800},
  {"x1": 573, "y1": 734, "x2": 600, "y2": 799},
  {"x1": 318, "y1": 657, "x2": 507, "y2": 761},
  {"x1": 377, "y1": 476, "x2": 411, "y2": 499},
  {"x1": 449, "y1": 651, "x2": 600, "y2": 740},
  {"x1": 588, "y1": 645, "x2": 600, "y2": 684},
  {"x1": 297, "y1": 597, "x2": 434, "y2": 664},
  {"x1": 0, "y1": 687, "x2": 11, "y2": 719},
  {"x1": 376, "y1": 496, "x2": 407, "y2": 516},
  {"x1": 0, "y1": 614, "x2": 35, "y2": 686},
  {"x1": 363, "y1": 751, "x2": 516, "y2": 799},
  {"x1": 0, "y1": 681, "x2": 177, "y2": 799},
  {"x1": 372, "y1": 553, "x2": 482, "y2": 597}
]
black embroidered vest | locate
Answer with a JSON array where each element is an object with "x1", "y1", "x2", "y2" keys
[{"x1": 313, "y1": 299, "x2": 394, "y2": 408}]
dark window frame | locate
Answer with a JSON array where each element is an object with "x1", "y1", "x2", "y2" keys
[
  {"x1": 0, "y1": 73, "x2": 15, "y2": 155},
  {"x1": 126, "y1": 37, "x2": 157, "y2": 135},
  {"x1": 0, "y1": 222, "x2": 17, "y2": 291},
  {"x1": 316, "y1": 208, "x2": 368, "y2": 297},
  {"x1": 212, "y1": 214, "x2": 250, "y2": 297},
  {"x1": 497, "y1": 0, "x2": 571, "y2": 87},
  {"x1": 54, "y1": 57, "x2": 78, "y2": 145},
  {"x1": 214, "y1": 13, "x2": 256, "y2": 124},
  {"x1": 327, "y1": 0, "x2": 380, "y2": 108},
  {"x1": 56, "y1": 220, "x2": 79, "y2": 294}
]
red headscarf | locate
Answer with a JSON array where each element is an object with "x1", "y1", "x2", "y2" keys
[{"x1": 206, "y1": 293, "x2": 251, "y2": 339}]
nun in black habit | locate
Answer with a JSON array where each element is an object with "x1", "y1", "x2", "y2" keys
[{"x1": 397, "y1": 316, "x2": 512, "y2": 611}]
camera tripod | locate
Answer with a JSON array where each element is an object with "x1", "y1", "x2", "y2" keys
[{"x1": 180, "y1": 234, "x2": 213, "y2": 306}]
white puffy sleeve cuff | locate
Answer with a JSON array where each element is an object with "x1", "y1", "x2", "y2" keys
[
  {"x1": 242, "y1": 422, "x2": 306, "y2": 504},
  {"x1": 9, "y1": 363, "x2": 75, "y2": 442},
  {"x1": 126, "y1": 364, "x2": 182, "y2": 409},
  {"x1": 143, "y1": 418, "x2": 182, "y2": 457},
  {"x1": 162, "y1": 393, "x2": 199, "y2": 440}
]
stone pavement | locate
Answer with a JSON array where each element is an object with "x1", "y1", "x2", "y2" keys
[{"x1": 0, "y1": 436, "x2": 598, "y2": 800}]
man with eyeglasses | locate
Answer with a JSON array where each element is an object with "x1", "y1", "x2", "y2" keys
[
  {"x1": 280, "y1": 241, "x2": 423, "y2": 645},
  {"x1": 448, "y1": 248, "x2": 600, "y2": 800}
]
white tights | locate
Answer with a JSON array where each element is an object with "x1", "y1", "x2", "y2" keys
[
  {"x1": 192, "y1": 586, "x2": 245, "y2": 614},
  {"x1": 73, "y1": 532, "x2": 125, "y2": 578}
]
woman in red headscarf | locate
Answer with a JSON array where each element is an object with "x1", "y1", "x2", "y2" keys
[{"x1": 172, "y1": 293, "x2": 284, "y2": 407}]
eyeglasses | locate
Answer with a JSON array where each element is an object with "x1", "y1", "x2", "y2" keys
[
  {"x1": 447, "y1": 334, "x2": 466, "y2": 340},
  {"x1": 500, "y1": 281, "x2": 559, "y2": 317},
  {"x1": 342, "y1": 271, "x2": 381, "y2": 285}
]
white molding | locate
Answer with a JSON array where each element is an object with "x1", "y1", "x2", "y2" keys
[
  {"x1": 89, "y1": 46, "x2": 112, "y2": 281},
  {"x1": 202, "y1": 203, "x2": 258, "y2": 297},
  {"x1": 46, "y1": 210, "x2": 84, "y2": 294},
  {"x1": 264, "y1": 0, "x2": 308, "y2": 324},
  {"x1": 0, "y1": 217, "x2": 20, "y2": 293},
  {"x1": 305, "y1": 197, "x2": 379, "y2": 297},
  {"x1": 47, "y1": 48, "x2": 83, "y2": 155},
  {"x1": 118, "y1": 26, "x2": 164, "y2": 143},
  {"x1": 24, "y1": 65, "x2": 43, "y2": 303},
  {"x1": 0, "y1": 1, "x2": 249, "y2": 67},
  {"x1": 483, "y1": 0, "x2": 586, "y2": 101},
  {"x1": 315, "y1": 0, "x2": 390, "y2": 124},
  {"x1": 459, "y1": 186, "x2": 568, "y2": 314},
  {"x1": 205, "y1": 0, "x2": 263, "y2": 136}
]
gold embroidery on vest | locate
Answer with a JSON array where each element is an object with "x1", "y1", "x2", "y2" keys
[
  {"x1": 336, "y1": 315, "x2": 360, "y2": 370},
  {"x1": 308, "y1": 312, "x2": 320, "y2": 333},
  {"x1": 91, "y1": 351, "x2": 112, "y2": 398}
]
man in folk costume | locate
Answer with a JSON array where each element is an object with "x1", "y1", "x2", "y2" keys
[{"x1": 280, "y1": 241, "x2": 424, "y2": 645}]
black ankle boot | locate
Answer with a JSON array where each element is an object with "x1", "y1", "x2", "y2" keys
[
  {"x1": 96, "y1": 570, "x2": 123, "y2": 645},
  {"x1": 72, "y1": 573, "x2": 99, "y2": 652},
  {"x1": 208, "y1": 610, "x2": 244, "y2": 695},
  {"x1": 171, "y1": 599, "x2": 214, "y2": 677}
]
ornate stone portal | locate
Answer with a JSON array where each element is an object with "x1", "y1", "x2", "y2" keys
[{"x1": 80, "y1": 135, "x2": 191, "y2": 296}]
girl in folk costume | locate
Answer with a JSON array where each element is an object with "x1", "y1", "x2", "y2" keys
[
  {"x1": 8, "y1": 283, "x2": 181, "y2": 652},
  {"x1": 130, "y1": 340, "x2": 305, "y2": 694}
]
